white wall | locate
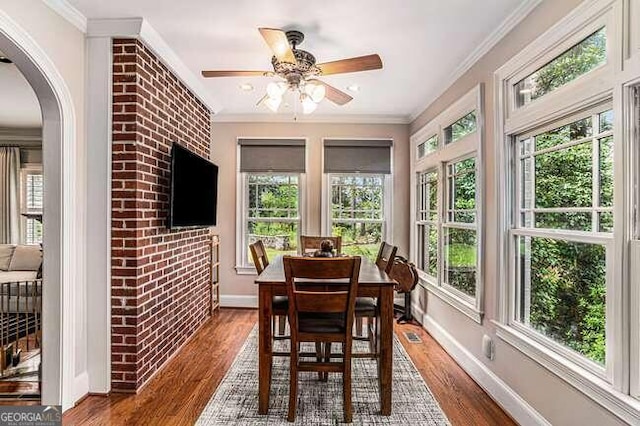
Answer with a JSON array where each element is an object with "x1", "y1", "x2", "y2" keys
[
  {"x1": 210, "y1": 121, "x2": 409, "y2": 304},
  {"x1": 410, "y1": 0, "x2": 629, "y2": 425},
  {"x1": 0, "y1": 0, "x2": 88, "y2": 408}
]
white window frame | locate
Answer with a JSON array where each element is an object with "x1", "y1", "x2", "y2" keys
[
  {"x1": 235, "y1": 139, "x2": 307, "y2": 274},
  {"x1": 323, "y1": 173, "x2": 392, "y2": 255},
  {"x1": 410, "y1": 84, "x2": 484, "y2": 323},
  {"x1": 20, "y1": 164, "x2": 43, "y2": 246},
  {"x1": 494, "y1": 0, "x2": 640, "y2": 422}
]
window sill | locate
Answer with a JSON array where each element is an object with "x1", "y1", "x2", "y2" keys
[
  {"x1": 418, "y1": 271, "x2": 483, "y2": 324},
  {"x1": 493, "y1": 321, "x2": 640, "y2": 425},
  {"x1": 235, "y1": 265, "x2": 257, "y2": 275}
]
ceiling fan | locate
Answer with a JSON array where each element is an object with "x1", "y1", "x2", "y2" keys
[{"x1": 201, "y1": 28, "x2": 383, "y2": 114}]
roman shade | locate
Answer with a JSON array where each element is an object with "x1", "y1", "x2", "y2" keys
[
  {"x1": 239, "y1": 138, "x2": 306, "y2": 173},
  {"x1": 323, "y1": 139, "x2": 392, "y2": 174}
]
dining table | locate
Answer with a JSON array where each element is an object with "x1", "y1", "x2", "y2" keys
[{"x1": 254, "y1": 254, "x2": 397, "y2": 416}]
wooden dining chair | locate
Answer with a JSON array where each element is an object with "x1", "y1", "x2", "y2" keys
[
  {"x1": 250, "y1": 240, "x2": 287, "y2": 336},
  {"x1": 298, "y1": 235, "x2": 342, "y2": 255},
  {"x1": 354, "y1": 241, "x2": 397, "y2": 354},
  {"x1": 284, "y1": 255, "x2": 361, "y2": 423}
]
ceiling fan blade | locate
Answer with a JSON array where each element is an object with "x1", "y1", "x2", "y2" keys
[
  {"x1": 258, "y1": 28, "x2": 296, "y2": 63},
  {"x1": 310, "y1": 79, "x2": 353, "y2": 105},
  {"x1": 201, "y1": 70, "x2": 272, "y2": 78},
  {"x1": 317, "y1": 54, "x2": 382, "y2": 76}
]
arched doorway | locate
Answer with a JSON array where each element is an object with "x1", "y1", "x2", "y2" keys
[{"x1": 0, "y1": 10, "x2": 83, "y2": 410}]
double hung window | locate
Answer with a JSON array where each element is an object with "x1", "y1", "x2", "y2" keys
[
  {"x1": 323, "y1": 139, "x2": 392, "y2": 260},
  {"x1": 411, "y1": 86, "x2": 483, "y2": 321},
  {"x1": 236, "y1": 139, "x2": 306, "y2": 271}
]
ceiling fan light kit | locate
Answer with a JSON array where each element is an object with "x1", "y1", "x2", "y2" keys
[{"x1": 202, "y1": 28, "x2": 383, "y2": 115}]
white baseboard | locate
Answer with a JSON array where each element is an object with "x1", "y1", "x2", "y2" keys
[
  {"x1": 423, "y1": 314, "x2": 550, "y2": 426},
  {"x1": 74, "y1": 371, "x2": 89, "y2": 403},
  {"x1": 220, "y1": 295, "x2": 258, "y2": 308}
]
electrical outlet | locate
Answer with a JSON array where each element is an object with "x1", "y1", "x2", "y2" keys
[{"x1": 482, "y1": 334, "x2": 494, "y2": 360}]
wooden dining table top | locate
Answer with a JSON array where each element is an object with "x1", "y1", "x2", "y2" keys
[{"x1": 254, "y1": 254, "x2": 397, "y2": 287}]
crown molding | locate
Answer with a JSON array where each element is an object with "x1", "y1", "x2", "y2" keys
[
  {"x1": 211, "y1": 113, "x2": 411, "y2": 125},
  {"x1": 42, "y1": 0, "x2": 87, "y2": 33},
  {"x1": 86, "y1": 18, "x2": 222, "y2": 114},
  {"x1": 408, "y1": 0, "x2": 543, "y2": 123}
]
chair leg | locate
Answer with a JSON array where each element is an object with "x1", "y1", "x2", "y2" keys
[
  {"x1": 355, "y1": 317, "x2": 364, "y2": 336},
  {"x1": 323, "y1": 342, "x2": 332, "y2": 382},
  {"x1": 278, "y1": 315, "x2": 286, "y2": 335},
  {"x1": 343, "y1": 343, "x2": 352, "y2": 423},
  {"x1": 315, "y1": 342, "x2": 324, "y2": 381},
  {"x1": 288, "y1": 341, "x2": 299, "y2": 422}
]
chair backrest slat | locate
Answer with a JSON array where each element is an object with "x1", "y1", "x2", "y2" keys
[
  {"x1": 375, "y1": 241, "x2": 398, "y2": 274},
  {"x1": 294, "y1": 290, "x2": 349, "y2": 313},
  {"x1": 299, "y1": 236, "x2": 342, "y2": 255},
  {"x1": 284, "y1": 256, "x2": 360, "y2": 330},
  {"x1": 249, "y1": 240, "x2": 269, "y2": 274}
]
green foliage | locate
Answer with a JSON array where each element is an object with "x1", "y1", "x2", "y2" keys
[
  {"x1": 519, "y1": 28, "x2": 606, "y2": 104},
  {"x1": 528, "y1": 239, "x2": 606, "y2": 364},
  {"x1": 331, "y1": 176, "x2": 384, "y2": 260}
]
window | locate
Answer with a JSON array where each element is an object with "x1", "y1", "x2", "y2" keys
[
  {"x1": 411, "y1": 85, "x2": 483, "y2": 322},
  {"x1": 417, "y1": 134, "x2": 438, "y2": 159},
  {"x1": 444, "y1": 111, "x2": 477, "y2": 144},
  {"x1": 513, "y1": 106, "x2": 612, "y2": 366},
  {"x1": 515, "y1": 28, "x2": 607, "y2": 107},
  {"x1": 246, "y1": 174, "x2": 300, "y2": 261},
  {"x1": 443, "y1": 157, "x2": 477, "y2": 297},
  {"x1": 20, "y1": 167, "x2": 43, "y2": 245},
  {"x1": 329, "y1": 175, "x2": 385, "y2": 259},
  {"x1": 236, "y1": 138, "x2": 306, "y2": 272},
  {"x1": 416, "y1": 170, "x2": 438, "y2": 277},
  {"x1": 323, "y1": 139, "x2": 393, "y2": 260}
]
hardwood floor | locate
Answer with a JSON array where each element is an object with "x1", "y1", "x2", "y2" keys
[{"x1": 63, "y1": 309, "x2": 515, "y2": 425}]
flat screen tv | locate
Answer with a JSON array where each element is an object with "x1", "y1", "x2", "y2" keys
[{"x1": 168, "y1": 143, "x2": 218, "y2": 229}]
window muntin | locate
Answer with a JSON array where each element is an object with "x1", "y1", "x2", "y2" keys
[
  {"x1": 246, "y1": 174, "x2": 300, "y2": 264},
  {"x1": 443, "y1": 157, "x2": 478, "y2": 297},
  {"x1": 513, "y1": 106, "x2": 613, "y2": 370},
  {"x1": 444, "y1": 111, "x2": 477, "y2": 145},
  {"x1": 417, "y1": 170, "x2": 438, "y2": 277},
  {"x1": 515, "y1": 28, "x2": 607, "y2": 107},
  {"x1": 417, "y1": 134, "x2": 438, "y2": 159},
  {"x1": 21, "y1": 170, "x2": 43, "y2": 245},
  {"x1": 330, "y1": 174, "x2": 385, "y2": 260}
]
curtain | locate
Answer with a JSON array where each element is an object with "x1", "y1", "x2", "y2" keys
[{"x1": 0, "y1": 147, "x2": 21, "y2": 244}]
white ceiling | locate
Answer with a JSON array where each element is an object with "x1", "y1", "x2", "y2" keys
[
  {"x1": 0, "y1": 52, "x2": 42, "y2": 128},
  {"x1": 66, "y1": 0, "x2": 529, "y2": 121}
]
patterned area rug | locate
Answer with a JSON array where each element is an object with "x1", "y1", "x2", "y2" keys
[{"x1": 197, "y1": 326, "x2": 450, "y2": 425}]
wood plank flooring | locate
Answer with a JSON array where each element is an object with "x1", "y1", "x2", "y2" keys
[{"x1": 63, "y1": 309, "x2": 515, "y2": 425}]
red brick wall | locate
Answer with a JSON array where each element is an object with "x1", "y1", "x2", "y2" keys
[{"x1": 111, "y1": 39, "x2": 212, "y2": 392}]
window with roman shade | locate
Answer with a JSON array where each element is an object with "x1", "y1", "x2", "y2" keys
[
  {"x1": 237, "y1": 138, "x2": 306, "y2": 271},
  {"x1": 323, "y1": 139, "x2": 392, "y2": 260}
]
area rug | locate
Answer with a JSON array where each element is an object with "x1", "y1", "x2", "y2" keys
[{"x1": 196, "y1": 326, "x2": 450, "y2": 425}]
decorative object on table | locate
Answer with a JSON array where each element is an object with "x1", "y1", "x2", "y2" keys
[
  {"x1": 195, "y1": 326, "x2": 450, "y2": 425},
  {"x1": 389, "y1": 256, "x2": 419, "y2": 324},
  {"x1": 201, "y1": 28, "x2": 383, "y2": 116},
  {"x1": 312, "y1": 239, "x2": 335, "y2": 257}
]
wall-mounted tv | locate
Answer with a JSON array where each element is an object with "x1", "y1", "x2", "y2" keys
[{"x1": 168, "y1": 143, "x2": 218, "y2": 229}]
